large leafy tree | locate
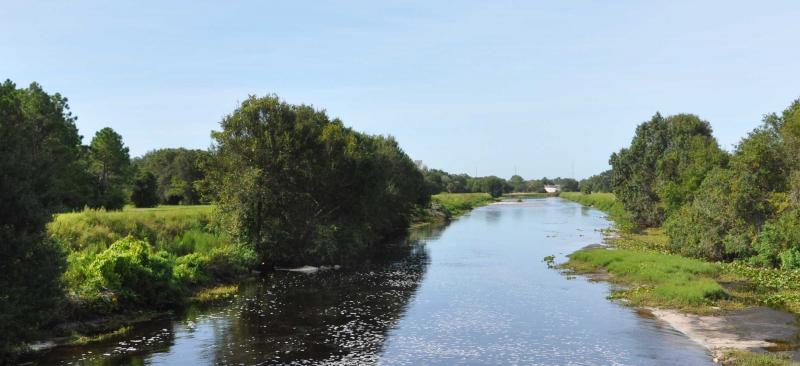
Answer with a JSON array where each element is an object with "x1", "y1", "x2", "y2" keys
[
  {"x1": 610, "y1": 113, "x2": 727, "y2": 229},
  {"x1": 88, "y1": 127, "x2": 131, "y2": 209},
  {"x1": 0, "y1": 80, "x2": 81, "y2": 357},
  {"x1": 207, "y1": 95, "x2": 428, "y2": 265}
]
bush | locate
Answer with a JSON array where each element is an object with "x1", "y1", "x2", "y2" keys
[
  {"x1": 750, "y1": 209, "x2": 800, "y2": 268},
  {"x1": 174, "y1": 253, "x2": 210, "y2": 285},
  {"x1": 81, "y1": 237, "x2": 182, "y2": 311},
  {"x1": 665, "y1": 168, "x2": 766, "y2": 261}
]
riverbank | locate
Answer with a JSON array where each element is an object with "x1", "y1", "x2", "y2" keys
[
  {"x1": 28, "y1": 194, "x2": 492, "y2": 355},
  {"x1": 414, "y1": 192, "x2": 496, "y2": 223},
  {"x1": 560, "y1": 193, "x2": 800, "y2": 365}
]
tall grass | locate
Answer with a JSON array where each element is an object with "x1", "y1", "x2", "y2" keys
[
  {"x1": 50, "y1": 205, "x2": 256, "y2": 318},
  {"x1": 567, "y1": 248, "x2": 727, "y2": 309},
  {"x1": 560, "y1": 192, "x2": 633, "y2": 231},
  {"x1": 431, "y1": 193, "x2": 495, "y2": 217},
  {"x1": 49, "y1": 205, "x2": 219, "y2": 254}
]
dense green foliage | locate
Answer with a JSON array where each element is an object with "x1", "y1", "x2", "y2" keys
[
  {"x1": 87, "y1": 128, "x2": 132, "y2": 210},
  {"x1": 130, "y1": 171, "x2": 159, "y2": 208},
  {"x1": 665, "y1": 101, "x2": 800, "y2": 265},
  {"x1": 65, "y1": 235, "x2": 255, "y2": 315},
  {"x1": 54, "y1": 206, "x2": 255, "y2": 315},
  {"x1": 207, "y1": 95, "x2": 428, "y2": 266},
  {"x1": 133, "y1": 148, "x2": 209, "y2": 205},
  {"x1": 0, "y1": 81, "x2": 79, "y2": 357},
  {"x1": 598, "y1": 98, "x2": 800, "y2": 268},
  {"x1": 610, "y1": 113, "x2": 727, "y2": 228},
  {"x1": 579, "y1": 170, "x2": 612, "y2": 194}
]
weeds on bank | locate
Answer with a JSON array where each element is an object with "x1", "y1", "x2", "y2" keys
[
  {"x1": 431, "y1": 193, "x2": 495, "y2": 217},
  {"x1": 563, "y1": 248, "x2": 727, "y2": 311},
  {"x1": 722, "y1": 349, "x2": 798, "y2": 366}
]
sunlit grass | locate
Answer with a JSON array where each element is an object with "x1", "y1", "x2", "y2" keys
[
  {"x1": 722, "y1": 349, "x2": 798, "y2": 366},
  {"x1": 565, "y1": 248, "x2": 727, "y2": 311},
  {"x1": 49, "y1": 205, "x2": 220, "y2": 254},
  {"x1": 191, "y1": 284, "x2": 239, "y2": 304},
  {"x1": 431, "y1": 193, "x2": 495, "y2": 217}
]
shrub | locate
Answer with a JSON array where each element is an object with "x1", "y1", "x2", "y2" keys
[
  {"x1": 174, "y1": 253, "x2": 210, "y2": 286},
  {"x1": 750, "y1": 209, "x2": 800, "y2": 268},
  {"x1": 665, "y1": 168, "x2": 767, "y2": 261},
  {"x1": 82, "y1": 237, "x2": 182, "y2": 310}
]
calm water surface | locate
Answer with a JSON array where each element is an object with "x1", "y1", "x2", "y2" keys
[{"x1": 30, "y1": 198, "x2": 714, "y2": 365}]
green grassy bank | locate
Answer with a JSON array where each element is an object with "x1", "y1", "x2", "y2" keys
[
  {"x1": 430, "y1": 192, "x2": 496, "y2": 218},
  {"x1": 46, "y1": 195, "x2": 492, "y2": 344},
  {"x1": 560, "y1": 193, "x2": 800, "y2": 365},
  {"x1": 559, "y1": 192, "x2": 633, "y2": 231},
  {"x1": 561, "y1": 193, "x2": 800, "y2": 315}
]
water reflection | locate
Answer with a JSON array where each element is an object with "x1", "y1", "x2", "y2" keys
[
  {"x1": 26, "y1": 199, "x2": 717, "y2": 365},
  {"x1": 27, "y1": 225, "x2": 438, "y2": 365}
]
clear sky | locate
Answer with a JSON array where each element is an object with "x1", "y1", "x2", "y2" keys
[{"x1": 3, "y1": 1, "x2": 800, "y2": 179}]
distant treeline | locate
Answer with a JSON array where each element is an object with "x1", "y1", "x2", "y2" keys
[
  {"x1": 596, "y1": 98, "x2": 800, "y2": 269},
  {"x1": 421, "y1": 169, "x2": 580, "y2": 197}
]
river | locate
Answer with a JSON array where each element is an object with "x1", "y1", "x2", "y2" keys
[{"x1": 28, "y1": 198, "x2": 714, "y2": 365}]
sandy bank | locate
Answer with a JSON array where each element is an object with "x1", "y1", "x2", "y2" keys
[{"x1": 648, "y1": 307, "x2": 799, "y2": 359}]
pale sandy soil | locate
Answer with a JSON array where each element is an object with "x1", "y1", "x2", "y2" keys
[{"x1": 648, "y1": 307, "x2": 799, "y2": 359}]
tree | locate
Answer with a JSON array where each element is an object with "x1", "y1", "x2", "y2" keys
[
  {"x1": 130, "y1": 170, "x2": 159, "y2": 208},
  {"x1": 665, "y1": 168, "x2": 766, "y2": 261},
  {"x1": 579, "y1": 170, "x2": 612, "y2": 193},
  {"x1": 0, "y1": 80, "x2": 77, "y2": 358},
  {"x1": 134, "y1": 148, "x2": 209, "y2": 204},
  {"x1": 207, "y1": 95, "x2": 428, "y2": 266},
  {"x1": 508, "y1": 175, "x2": 526, "y2": 192},
  {"x1": 610, "y1": 113, "x2": 727, "y2": 229},
  {"x1": 88, "y1": 127, "x2": 131, "y2": 209}
]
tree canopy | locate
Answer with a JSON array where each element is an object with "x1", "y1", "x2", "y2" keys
[
  {"x1": 133, "y1": 148, "x2": 209, "y2": 205},
  {"x1": 610, "y1": 113, "x2": 727, "y2": 229},
  {"x1": 0, "y1": 80, "x2": 74, "y2": 356},
  {"x1": 207, "y1": 95, "x2": 428, "y2": 265}
]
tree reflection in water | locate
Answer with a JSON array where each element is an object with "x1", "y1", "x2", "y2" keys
[{"x1": 25, "y1": 224, "x2": 444, "y2": 366}]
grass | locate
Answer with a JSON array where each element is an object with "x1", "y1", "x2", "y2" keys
[
  {"x1": 722, "y1": 350, "x2": 799, "y2": 366},
  {"x1": 563, "y1": 192, "x2": 800, "y2": 316},
  {"x1": 560, "y1": 192, "x2": 634, "y2": 231},
  {"x1": 431, "y1": 192, "x2": 495, "y2": 217},
  {"x1": 68, "y1": 326, "x2": 132, "y2": 346},
  {"x1": 191, "y1": 284, "x2": 239, "y2": 304},
  {"x1": 565, "y1": 249, "x2": 728, "y2": 311},
  {"x1": 49, "y1": 205, "x2": 218, "y2": 254}
]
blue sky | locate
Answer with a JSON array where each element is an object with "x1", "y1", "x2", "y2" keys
[{"x1": 3, "y1": 1, "x2": 800, "y2": 179}]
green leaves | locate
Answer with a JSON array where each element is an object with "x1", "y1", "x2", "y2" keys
[
  {"x1": 611, "y1": 113, "x2": 726, "y2": 229},
  {"x1": 208, "y1": 95, "x2": 428, "y2": 266},
  {"x1": 88, "y1": 127, "x2": 131, "y2": 210}
]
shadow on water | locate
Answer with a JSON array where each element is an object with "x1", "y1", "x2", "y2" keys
[{"x1": 25, "y1": 224, "x2": 448, "y2": 365}]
